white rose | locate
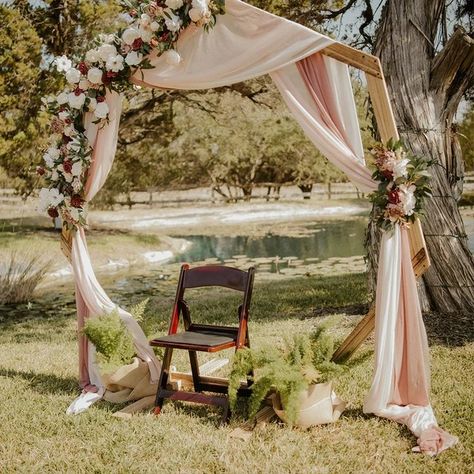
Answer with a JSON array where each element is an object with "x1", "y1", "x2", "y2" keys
[
  {"x1": 51, "y1": 170, "x2": 59, "y2": 181},
  {"x1": 105, "y1": 54, "x2": 124, "y2": 72},
  {"x1": 140, "y1": 13, "x2": 151, "y2": 26},
  {"x1": 98, "y1": 43, "x2": 117, "y2": 62},
  {"x1": 189, "y1": 7, "x2": 203, "y2": 22},
  {"x1": 85, "y1": 49, "x2": 101, "y2": 63},
  {"x1": 163, "y1": 49, "x2": 181, "y2": 65},
  {"x1": 63, "y1": 125, "x2": 76, "y2": 137},
  {"x1": 88, "y1": 97, "x2": 97, "y2": 111},
  {"x1": 87, "y1": 67, "x2": 103, "y2": 84},
  {"x1": 189, "y1": 0, "x2": 210, "y2": 21},
  {"x1": 38, "y1": 188, "x2": 50, "y2": 212},
  {"x1": 139, "y1": 27, "x2": 153, "y2": 42},
  {"x1": 68, "y1": 91, "x2": 86, "y2": 109},
  {"x1": 71, "y1": 161, "x2": 82, "y2": 177},
  {"x1": 392, "y1": 158, "x2": 410, "y2": 180},
  {"x1": 122, "y1": 27, "x2": 141, "y2": 46},
  {"x1": 43, "y1": 152, "x2": 54, "y2": 168},
  {"x1": 55, "y1": 55, "x2": 72, "y2": 72},
  {"x1": 164, "y1": 10, "x2": 182, "y2": 32},
  {"x1": 399, "y1": 184, "x2": 417, "y2": 216},
  {"x1": 94, "y1": 101, "x2": 109, "y2": 119},
  {"x1": 46, "y1": 146, "x2": 60, "y2": 161},
  {"x1": 125, "y1": 51, "x2": 143, "y2": 66},
  {"x1": 65, "y1": 67, "x2": 81, "y2": 84},
  {"x1": 150, "y1": 21, "x2": 160, "y2": 32},
  {"x1": 69, "y1": 207, "x2": 80, "y2": 222},
  {"x1": 49, "y1": 188, "x2": 65, "y2": 207},
  {"x1": 56, "y1": 91, "x2": 69, "y2": 105},
  {"x1": 165, "y1": 0, "x2": 183, "y2": 9},
  {"x1": 79, "y1": 79, "x2": 90, "y2": 91}
]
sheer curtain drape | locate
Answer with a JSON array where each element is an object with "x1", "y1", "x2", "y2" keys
[{"x1": 65, "y1": 0, "x2": 456, "y2": 454}]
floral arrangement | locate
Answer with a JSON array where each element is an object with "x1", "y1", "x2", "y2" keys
[
  {"x1": 38, "y1": 0, "x2": 225, "y2": 227},
  {"x1": 369, "y1": 139, "x2": 432, "y2": 231}
]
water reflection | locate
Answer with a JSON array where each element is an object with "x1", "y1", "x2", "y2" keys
[{"x1": 174, "y1": 219, "x2": 367, "y2": 272}]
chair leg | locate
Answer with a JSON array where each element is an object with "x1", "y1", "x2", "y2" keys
[
  {"x1": 154, "y1": 347, "x2": 173, "y2": 415},
  {"x1": 188, "y1": 350, "x2": 202, "y2": 392},
  {"x1": 221, "y1": 399, "x2": 231, "y2": 425}
]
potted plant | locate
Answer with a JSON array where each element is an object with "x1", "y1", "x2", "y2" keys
[{"x1": 228, "y1": 323, "x2": 347, "y2": 428}]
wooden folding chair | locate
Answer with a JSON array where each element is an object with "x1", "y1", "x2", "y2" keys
[{"x1": 150, "y1": 264, "x2": 255, "y2": 422}]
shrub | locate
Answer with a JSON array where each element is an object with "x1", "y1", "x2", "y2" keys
[{"x1": 0, "y1": 251, "x2": 50, "y2": 304}]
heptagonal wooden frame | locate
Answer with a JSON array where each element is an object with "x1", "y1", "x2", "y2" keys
[{"x1": 60, "y1": 40, "x2": 431, "y2": 366}]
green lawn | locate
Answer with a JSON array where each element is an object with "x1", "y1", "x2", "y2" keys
[{"x1": 0, "y1": 273, "x2": 472, "y2": 473}]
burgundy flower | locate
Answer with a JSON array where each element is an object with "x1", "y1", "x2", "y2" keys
[
  {"x1": 64, "y1": 118, "x2": 72, "y2": 125},
  {"x1": 36, "y1": 166, "x2": 46, "y2": 176},
  {"x1": 48, "y1": 207, "x2": 59, "y2": 218},
  {"x1": 160, "y1": 32, "x2": 170, "y2": 42},
  {"x1": 62, "y1": 135, "x2": 72, "y2": 144},
  {"x1": 132, "y1": 38, "x2": 143, "y2": 50},
  {"x1": 74, "y1": 87, "x2": 84, "y2": 96},
  {"x1": 388, "y1": 189, "x2": 400, "y2": 204},
  {"x1": 70, "y1": 194, "x2": 84, "y2": 208},
  {"x1": 78, "y1": 62, "x2": 89, "y2": 75},
  {"x1": 63, "y1": 159, "x2": 73, "y2": 174},
  {"x1": 106, "y1": 71, "x2": 118, "y2": 79},
  {"x1": 382, "y1": 169, "x2": 393, "y2": 180},
  {"x1": 96, "y1": 96, "x2": 106, "y2": 103}
]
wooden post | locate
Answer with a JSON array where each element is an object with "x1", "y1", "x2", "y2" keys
[{"x1": 321, "y1": 43, "x2": 431, "y2": 362}]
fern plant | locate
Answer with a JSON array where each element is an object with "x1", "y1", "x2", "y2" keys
[
  {"x1": 82, "y1": 298, "x2": 150, "y2": 372},
  {"x1": 229, "y1": 321, "x2": 346, "y2": 426}
]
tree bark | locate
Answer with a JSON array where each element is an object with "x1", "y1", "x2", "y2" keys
[{"x1": 369, "y1": 0, "x2": 474, "y2": 312}]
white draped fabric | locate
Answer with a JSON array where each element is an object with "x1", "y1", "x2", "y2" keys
[{"x1": 67, "y1": 0, "x2": 456, "y2": 454}]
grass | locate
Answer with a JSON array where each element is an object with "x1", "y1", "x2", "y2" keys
[{"x1": 0, "y1": 273, "x2": 473, "y2": 473}]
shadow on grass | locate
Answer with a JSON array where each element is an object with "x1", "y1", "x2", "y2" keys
[
  {"x1": 0, "y1": 367, "x2": 78, "y2": 395},
  {"x1": 424, "y1": 311, "x2": 474, "y2": 347}
]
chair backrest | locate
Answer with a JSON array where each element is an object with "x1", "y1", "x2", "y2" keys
[{"x1": 168, "y1": 264, "x2": 255, "y2": 338}]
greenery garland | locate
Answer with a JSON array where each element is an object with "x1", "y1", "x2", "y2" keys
[
  {"x1": 369, "y1": 139, "x2": 432, "y2": 231},
  {"x1": 38, "y1": 0, "x2": 225, "y2": 228}
]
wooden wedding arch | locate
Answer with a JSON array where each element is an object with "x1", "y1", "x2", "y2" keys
[{"x1": 59, "y1": 40, "x2": 431, "y2": 365}]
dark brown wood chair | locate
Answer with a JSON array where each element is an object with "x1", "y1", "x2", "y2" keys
[{"x1": 150, "y1": 264, "x2": 255, "y2": 422}]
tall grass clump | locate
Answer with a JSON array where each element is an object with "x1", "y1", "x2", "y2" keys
[{"x1": 0, "y1": 251, "x2": 50, "y2": 304}]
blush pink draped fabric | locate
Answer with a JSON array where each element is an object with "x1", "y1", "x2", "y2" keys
[
  {"x1": 363, "y1": 226, "x2": 457, "y2": 455},
  {"x1": 67, "y1": 92, "x2": 161, "y2": 414},
  {"x1": 65, "y1": 0, "x2": 457, "y2": 454}
]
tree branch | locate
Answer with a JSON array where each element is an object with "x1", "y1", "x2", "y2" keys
[{"x1": 430, "y1": 26, "x2": 474, "y2": 117}]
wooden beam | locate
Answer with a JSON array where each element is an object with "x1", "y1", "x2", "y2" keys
[
  {"x1": 321, "y1": 42, "x2": 382, "y2": 78},
  {"x1": 366, "y1": 72, "x2": 399, "y2": 142}
]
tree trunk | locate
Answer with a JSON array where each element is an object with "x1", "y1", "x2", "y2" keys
[{"x1": 368, "y1": 0, "x2": 474, "y2": 312}]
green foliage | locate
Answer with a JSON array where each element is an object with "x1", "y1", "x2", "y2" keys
[
  {"x1": 229, "y1": 320, "x2": 348, "y2": 425},
  {"x1": 82, "y1": 298, "x2": 150, "y2": 372},
  {"x1": 82, "y1": 310, "x2": 135, "y2": 371}
]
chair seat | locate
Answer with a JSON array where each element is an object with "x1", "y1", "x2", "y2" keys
[{"x1": 150, "y1": 331, "x2": 236, "y2": 352}]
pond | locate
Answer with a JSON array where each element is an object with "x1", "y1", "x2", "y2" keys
[{"x1": 173, "y1": 218, "x2": 368, "y2": 276}]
